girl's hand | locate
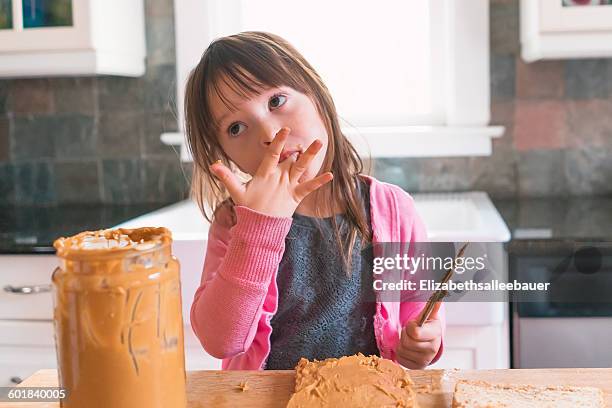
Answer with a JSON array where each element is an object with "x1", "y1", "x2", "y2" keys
[
  {"x1": 396, "y1": 302, "x2": 442, "y2": 369},
  {"x1": 210, "y1": 127, "x2": 333, "y2": 218}
]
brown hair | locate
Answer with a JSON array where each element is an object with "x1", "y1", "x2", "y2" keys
[{"x1": 184, "y1": 31, "x2": 371, "y2": 271}]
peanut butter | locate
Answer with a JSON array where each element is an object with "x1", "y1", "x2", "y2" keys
[
  {"x1": 52, "y1": 227, "x2": 186, "y2": 408},
  {"x1": 287, "y1": 354, "x2": 418, "y2": 407}
]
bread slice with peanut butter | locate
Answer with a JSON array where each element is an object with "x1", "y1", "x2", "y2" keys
[{"x1": 286, "y1": 353, "x2": 418, "y2": 408}]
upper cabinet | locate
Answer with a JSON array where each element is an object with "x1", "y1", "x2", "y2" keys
[
  {"x1": 0, "y1": 0, "x2": 146, "y2": 77},
  {"x1": 521, "y1": 0, "x2": 612, "y2": 62}
]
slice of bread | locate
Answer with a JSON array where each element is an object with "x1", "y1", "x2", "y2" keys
[
  {"x1": 286, "y1": 353, "x2": 418, "y2": 408},
  {"x1": 452, "y1": 379, "x2": 604, "y2": 408}
]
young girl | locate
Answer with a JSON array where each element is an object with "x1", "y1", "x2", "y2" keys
[{"x1": 186, "y1": 31, "x2": 445, "y2": 370}]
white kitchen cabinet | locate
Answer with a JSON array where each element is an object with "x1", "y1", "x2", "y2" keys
[
  {"x1": 0, "y1": 0, "x2": 145, "y2": 77},
  {"x1": 429, "y1": 323, "x2": 510, "y2": 370},
  {"x1": 521, "y1": 0, "x2": 612, "y2": 62},
  {"x1": 0, "y1": 255, "x2": 56, "y2": 320},
  {"x1": 0, "y1": 346, "x2": 57, "y2": 387},
  {"x1": 0, "y1": 321, "x2": 57, "y2": 386}
]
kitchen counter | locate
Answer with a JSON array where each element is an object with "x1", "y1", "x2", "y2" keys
[
  {"x1": 0, "y1": 203, "x2": 174, "y2": 254},
  {"x1": 494, "y1": 196, "x2": 612, "y2": 242},
  {"x1": 4, "y1": 196, "x2": 611, "y2": 255},
  {"x1": 1, "y1": 368, "x2": 610, "y2": 407}
]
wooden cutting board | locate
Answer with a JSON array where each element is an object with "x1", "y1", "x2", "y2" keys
[{"x1": 1, "y1": 368, "x2": 610, "y2": 407}]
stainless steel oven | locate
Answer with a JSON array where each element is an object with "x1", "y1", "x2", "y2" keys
[{"x1": 510, "y1": 241, "x2": 612, "y2": 368}]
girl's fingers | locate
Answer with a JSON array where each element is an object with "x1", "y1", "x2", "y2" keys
[
  {"x1": 405, "y1": 319, "x2": 442, "y2": 342},
  {"x1": 289, "y1": 139, "x2": 323, "y2": 183},
  {"x1": 400, "y1": 333, "x2": 440, "y2": 363},
  {"x1": 293, "y1": 172, "x2": 333, "y2": 201},
  {"x1": 396, "y1": 353, "x2": 425, "y2": 370},
  {"x1": 210, "y1": 161, "x2": 245, "y2": 202},
  {"x1": 256, "y1": 128, "x2": 289, "y2": 177},
  {"x1": 397, "y1": 349, "x2": 430, "y2": 368},
  {"x1": 401, "y1": 331, "x2": 436, "y2": 352}
]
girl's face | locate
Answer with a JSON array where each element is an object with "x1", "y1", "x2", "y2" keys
[{"x1": 209, "y1": 78, "x2": 329, "y2": 179}]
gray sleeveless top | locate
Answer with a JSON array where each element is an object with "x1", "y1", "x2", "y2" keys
[{"x1": 265, "y1": 179, "x2": 379, "y2": 370}]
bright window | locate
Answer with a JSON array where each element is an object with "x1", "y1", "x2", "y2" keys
[{"x1": 239, "y1": 0, "x2": 436, "y2": 127}]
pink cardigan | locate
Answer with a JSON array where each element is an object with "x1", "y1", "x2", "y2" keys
[{"x1": 190, "y1": 175, "x2": 445, "y2": 369}]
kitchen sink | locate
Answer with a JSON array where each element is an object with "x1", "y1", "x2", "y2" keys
[{"x1": 413, "y1": 191, "x2": 510, "y2": 242}]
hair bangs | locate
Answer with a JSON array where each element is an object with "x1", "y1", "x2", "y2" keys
[{"x1": 203, "y1": 37, "x2": 309, "y2": 129}]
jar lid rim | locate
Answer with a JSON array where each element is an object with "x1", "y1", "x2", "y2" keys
[{"x1": 54, "y1": 227, "x2": 172, "y2": 259}]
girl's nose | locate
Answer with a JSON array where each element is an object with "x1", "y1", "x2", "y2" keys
[{"x1": 259, "y1": 122, "x2": 282, "y2": 146}]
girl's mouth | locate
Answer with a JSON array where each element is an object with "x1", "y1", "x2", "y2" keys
[{"x1": 279, "y1": 148, "x2": 303, "y2": 163}]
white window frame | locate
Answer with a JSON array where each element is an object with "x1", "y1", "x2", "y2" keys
[{"x1": 163, "y1": 0, "x2": 503, "y2": 160}]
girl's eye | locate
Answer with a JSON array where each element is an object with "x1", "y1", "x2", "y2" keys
[
  {"x1": 228, "y1": 122, "x2": 246, "y2": 137},
  {"x1": 269, "y1": 94, "x2": 287, "y2": 109}
]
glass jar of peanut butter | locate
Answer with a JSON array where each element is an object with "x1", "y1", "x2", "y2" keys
[{"x1": 52, "y1": 227, "x2": 187, "y2": 408}]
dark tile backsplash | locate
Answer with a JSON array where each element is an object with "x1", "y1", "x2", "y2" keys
[
  {"x1": 490, "y1": 54, "x2": 516, "y2": 101},
  {"x1": 14, "y1": 161, "x2": 55, "y2": 205},
  {"x1": 50, "y1": 78, "x2": 97, "y2": 114},
  {"x1": 102, "y1": 158, "x2": 144, "y2": 205},
  {"x1": 564, "y1": 59, "x2": 612, "y2": 100},
  {"x1": 97, "y1": 111, "x2": 143, "y2": 158},
  {"x1": 0, "y1": 163, "x2": 15, "y2": 203},
  {"x1": 1, "y1": 0, "x2": 611, "y2": 206},
  {"x1": 564, "y1": 145, "x2": 612, "y2": 195},
  {"x1": 54, "y1": 160, "x2": 100, "y2": 204},
  {"x1": 0, "y1": 0, "x2": 187, "y2": 205},
  {"x1": 0, "y1": 117, "x2": 8, "y2": 161}
]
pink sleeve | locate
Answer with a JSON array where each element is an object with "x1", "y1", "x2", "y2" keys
[
  {"x1": 398, "y1": 195, "x2": 447, "y2": 366},
  {"x1": 190, "y1": 205, "x2": 292, "y2": 359}
]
